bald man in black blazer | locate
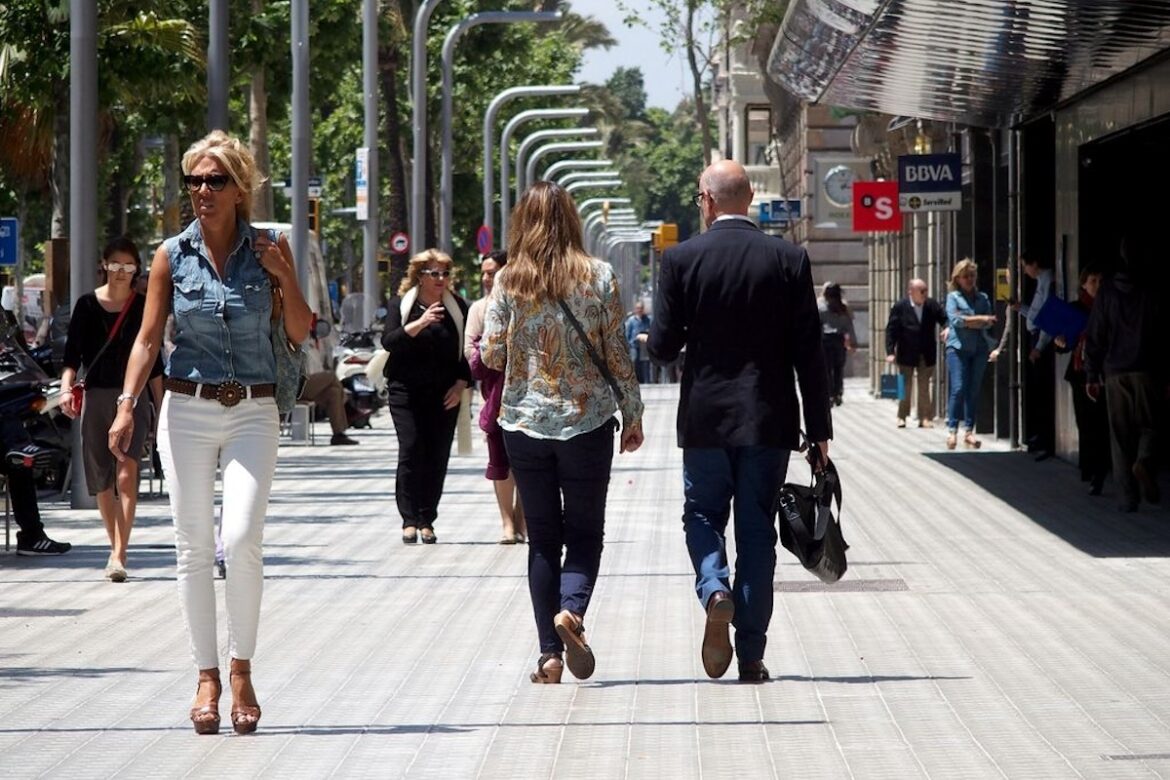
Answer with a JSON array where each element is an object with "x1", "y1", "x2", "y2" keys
[{"x1": 647, "y1": 160, "x2": 832, "y2": 683}]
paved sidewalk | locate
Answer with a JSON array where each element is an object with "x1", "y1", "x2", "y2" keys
[{"x1": 2, "y1": 380, "x2": 1169, "y2": 779}]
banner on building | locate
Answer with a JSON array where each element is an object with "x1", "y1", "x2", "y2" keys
[
  {"x1": 853, "y1": 181, "x2": 902, "y2": 232},
  {"x1": 898, "y1": 153, "x2": 961, "y2": 212}
]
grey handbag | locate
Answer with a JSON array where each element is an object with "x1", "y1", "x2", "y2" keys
[{"x1": 259, "y1": 230, "x2": 307, "y2": 414}]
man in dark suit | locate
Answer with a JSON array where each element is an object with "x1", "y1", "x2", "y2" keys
[
  {"x1": 884, "y1": 279, "x2": 947, "y2": 428},
  {"x1": 646, "y1": 160, "x2": 832, "y2": 682}
]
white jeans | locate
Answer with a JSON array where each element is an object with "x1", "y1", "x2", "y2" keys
[{"x1": 157, "y1": 391, "x2": 279, "y2": 670}]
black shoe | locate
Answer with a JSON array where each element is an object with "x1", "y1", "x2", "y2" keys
[
  {"x1": 737, "y1": 660, "x2": 769, "y2": 682},
  {"x1": 16, "y1": 535, "x2": 71, "y2": 556},
  {"x1": 330, "y1": 432, "x2": 359, "y2": 446},
  {"x1": 1088, "y1": 477, "x2": 1105, "y2": 497},
  {"x1": 215, "y1": 559, "x2": 227, "y2": 579},
  {"x1": 701, "y1": 591, "x2": 734, "y2": 679}
]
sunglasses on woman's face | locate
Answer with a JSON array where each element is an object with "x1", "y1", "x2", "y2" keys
[
  {"x1": 421, "y1": 269, "x2": 451, "y2": 280},
  {"x1": 105, "y1": 262, "x2": 137, "y2": 274},
  {"x1": 183, "y1": 174, "x2": 232, "y2": 192}
]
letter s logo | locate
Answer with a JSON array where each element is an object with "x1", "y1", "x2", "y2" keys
[{"x1": 875, "y1": 196, "x2": 894, "y2": 220}]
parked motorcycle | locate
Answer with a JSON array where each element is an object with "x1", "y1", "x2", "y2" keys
[
  {"x1": 0, "y1": 319, "x2": 69, "y2": 490},
  {"x1": 334, "y1": 329, "x2": 383, "y2": 429}
]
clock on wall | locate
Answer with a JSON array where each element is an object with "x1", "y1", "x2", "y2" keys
[{"x1": 823, "y1": 164, "x2": 857, "y2": 208}]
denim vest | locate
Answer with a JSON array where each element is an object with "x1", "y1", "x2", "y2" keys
[{"x1": 165, "y1": 219, "x2": 276, "y2": 385}]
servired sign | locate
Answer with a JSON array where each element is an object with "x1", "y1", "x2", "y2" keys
[{"x1": 852, "y1": 181, "x2": 902, "y2": 232}]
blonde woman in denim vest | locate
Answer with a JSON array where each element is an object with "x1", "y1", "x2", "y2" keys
[
  {"x1": 482, "y1": 181, "x2": 644, "y2": 684},
  {"x1": 109, "y1": 131, "x2": 312, "y2": 735}
]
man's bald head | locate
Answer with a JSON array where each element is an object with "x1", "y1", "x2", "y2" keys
[
  {"x1": 908, "y1": 278, "x2": 928, "y2": 304},
  {"x1": 699, "y1": 160, "x2": 754, "y2": 217}
]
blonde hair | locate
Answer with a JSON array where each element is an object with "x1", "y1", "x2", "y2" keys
[
  {"x1": 502, "y1": 181, "x2": 593, "y2": 304},
  {"x1": 398, "y1": 249, "x2": 454, "y2": 295},
  {"x1": 949, "y1": 258, "x2": 978, "y2": 291},
  {"x1": 181, "y1": 130, "x2": 265, "y2": 222}
]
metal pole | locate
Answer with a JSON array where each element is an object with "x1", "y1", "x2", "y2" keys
[
  {"x1": 543, "y1": 158, "x2": 611, "y2": 182},
  {"x1": 564, "y1": 179, "x2": 623, "y2": 195},
  {"x1": 556, "y1": 170, "x2": 620, "y2": 187},
  {"x1": 440, "y1": 12, "x2": 562, "y2": 256},
  {"x1": 411, "y1": 0, "x2": 446, "y2": 253},
  {"x1": 516, "y1": 131, "x2": 599, "y2": 198},
  {"x1": 576, "y1": 196, "x2": 630, "y2": 216},
  {"x1": 208, "y1": 0, "x2": 229, "y2": 130},
  {"x1": 1007, "y1": 127, "x2": 1020, "y2": 450},
  {"x1": 500, "y1": 115, "x2": 589, "y2": 244},
  {"x1": 291, "y1": 0, "x2": 310, "y2": 291},
  {"x1": 482, "y1": 88, "x2": 582, "y2": 247},
  {"x1": 525, "y1": 140, "x2": 605, "y2": 188},
  {"x1": 70, "y1": 0, "x2": 98, "y2": 509},
  {"x1": 362, "y1": 0, "x2": 380, "y2": 324}
]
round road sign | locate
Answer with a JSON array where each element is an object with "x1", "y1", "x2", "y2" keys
[
  {"x1": 390, "y1": 231, "x2": 410, "y2": 255},
  {"x1": 476, "y1": 225, "x2": 493, "y2": 255}
]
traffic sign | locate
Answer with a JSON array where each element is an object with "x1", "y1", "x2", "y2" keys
[
  {"x1": 308, "y1": 176, "x2": 323, "y2": 199},
  {"x1": 0, "y1": 218, "x2": 19, "y2": 267},
  {"x1": 853, "y1": 181, "x2": 902, "y2": 232},
  {"x1": 390, "y1": 231, "x2": 410, "y2": 255},
  {"x1": 476, "y1": 225, "x2": 493, "y2": 255}
]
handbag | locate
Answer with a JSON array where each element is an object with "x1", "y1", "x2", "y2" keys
[
  {"x1": 774, "y1": 436, "x2": 849, "y2": 584},
  {"x1": 557, "y1": 299, "x2": 624, "y2": 403},
  {"x1": 268, "y1": 272, "x2": 307, "y2": 415},
  {"x1": 879, "y1": 371, "x2": 905, "y2": 400},
  {"x1": 73, "y1": 291, "x2": 137, "y2": 414}
]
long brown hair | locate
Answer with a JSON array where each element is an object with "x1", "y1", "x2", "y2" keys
[{"x1": 502, "y1": 181, "x2": 593, "y2": 304}]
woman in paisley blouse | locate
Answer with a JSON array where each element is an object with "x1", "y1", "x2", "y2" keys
[{"x1": 482, "y1": 181, "x2": 645, "y2": 684}]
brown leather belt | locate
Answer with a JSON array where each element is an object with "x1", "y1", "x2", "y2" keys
[{"x1": 163, "y1": 377, "x2": 276, "y2": 408}]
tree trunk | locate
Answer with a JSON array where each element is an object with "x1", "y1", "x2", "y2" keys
[
  {"x1": 380, "y1": 15, "x2": 410, "y2": 294},
  {"x1": 163, "y1": 134, "x2": 183, "y2": 236},
  {"x1": 250, "y1": 0, "x2": 274, "y2": 220},
  {"x1": 105, "y1": 121, "x2": 126, "y2": 238},
  {"x1": 686, "y1": 0, "x2": 713, "y2": 166},
  {"x1": 50, "y1": 81, "x2": 69, "y2": 239}
]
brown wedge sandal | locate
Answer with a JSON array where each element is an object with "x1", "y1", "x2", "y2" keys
[
  {"x1": 190, "y1": 668, "x2": 222, "y2": 735},
  {"x1": 530, "y1": 653, "x2": 564, "y2": 684},
  {"x1": 553, "y1": 610, "x2": 596, "y2": 680},
  {"x1": 229, "y1": 659, "x2": 262, "y2": 735}
]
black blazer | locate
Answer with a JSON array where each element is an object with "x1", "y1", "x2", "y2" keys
[
  {"x1": 885, "y1": 297, "x2": 946, "y2": 367},
  {"x1": 647, "y1": 218, "x2": 832, "y2": 449}
]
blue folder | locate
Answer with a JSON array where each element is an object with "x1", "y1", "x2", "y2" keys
[{"x1": 1033, "y1": 296, "x2": 1088, "y2": 343}]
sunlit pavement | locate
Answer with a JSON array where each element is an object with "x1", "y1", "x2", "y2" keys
[{"x1": 2, "y1": 379, "x2": 1169, "y2": 779}]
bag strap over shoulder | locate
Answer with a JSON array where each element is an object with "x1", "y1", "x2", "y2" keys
[
  {"x1": 78, "y1": 291, "x2": 137, "y2": 382},
  {"x1": 558, "y1": 299, "x2": 624, "y2": 403}
]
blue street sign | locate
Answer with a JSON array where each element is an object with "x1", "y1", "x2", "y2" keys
[
  {"x1": 0, "y1": 218, "x2": 18, "y2": 267},
  {"x1": 758, "y1": 199, "x2": 801, "y2": 226}
]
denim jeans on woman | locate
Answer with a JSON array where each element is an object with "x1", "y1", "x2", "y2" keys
[
  {"x1": 157, "y1": 392, "x2": 279, "y2": 669},
  {"x1": 945, "y1": 347, "x2": 988, "y2": 431}
]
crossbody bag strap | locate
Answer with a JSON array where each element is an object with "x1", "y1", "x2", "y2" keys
[
  {"x1": 557, "y1": 299, "x2": 624, "y2": 403},
  {"x1": 79, "y1": 291, "x2": 136, "y2": 382}
]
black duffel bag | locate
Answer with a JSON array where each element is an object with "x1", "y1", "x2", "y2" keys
[{"x1": 774, "y1": 441, "x2": 848, "y2": 584}]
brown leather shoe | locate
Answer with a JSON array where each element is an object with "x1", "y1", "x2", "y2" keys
[
  {"x1": 701, "y1": 591, "x2": 734, "y2": 679},
  {"x1": 738, "y1": 660, "x2": 769, "y2": 683},
  {"x1": 553, "y1": 610, "x2": 595, "y2": 680}
]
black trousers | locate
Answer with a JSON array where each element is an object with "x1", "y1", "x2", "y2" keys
[
  {"x1": 0, "y1": 463, "x2": 45, "y2": 540},
  {"x1": 504, "y1": 419, "x2": 616, "y2": 653},
  {"x1": 387, "y1": 383, "x2": 459, "y2": 528},
  {"x1": 1068, "y1": 374, "x2": 1110, "y2": 484},
  {"x1": 822, "y1": 334, "x2": 846, "y2": 399}
]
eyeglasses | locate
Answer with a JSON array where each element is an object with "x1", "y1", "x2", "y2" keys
[
  {"x1": 692, "y1": 191, "x2": 706, "y2": 207},
  {"x1": 104, "y1": 262, "x2": 137, "y2": 274},
  {"x1": 420, "y1": 269, "x2": 451, "y2": 280},
  {"x1": 183, "y1": 174, "x2": 232, "y2": 192}
]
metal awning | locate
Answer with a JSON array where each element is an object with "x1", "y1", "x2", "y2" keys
[{"x1": 767, "y1": 0, "x2": 1170, "y2": 127}]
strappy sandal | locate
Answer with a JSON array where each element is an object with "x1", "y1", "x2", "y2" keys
[
  {"x1": 963, "y1": 431, "x2": 982, "y2": 449},
  {"x1": 190, "y1": 668, "x2": 221, "y2": 735},
  {"x1": 553, "y1": 610, "x2": 596, "y2": 680},
  {"x1": 530, "y1": 653, "x2": 564, "y2": 684},
  {"x1": 419, "y1": 526, "x2": 437, "y2": 544},
  {"x1": 229, "y1": 660, "x2": 261, "y2": 735},
  {"x1": 402, "y1": 526, "x2": 418, "y2": 544}
]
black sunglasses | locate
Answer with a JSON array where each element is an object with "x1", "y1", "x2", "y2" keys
[
  {"x1": 420, "y1": 269, "x2": 451, "y2": 280},
  {"x1": 183, "y1": 174, "x2": 232, "y2": 192}
]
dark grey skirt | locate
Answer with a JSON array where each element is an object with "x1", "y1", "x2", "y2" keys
[{"x1": 80, "y1": 385, "x2": 151, "y2": 495}]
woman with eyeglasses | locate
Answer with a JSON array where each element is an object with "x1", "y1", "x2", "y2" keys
[
  {"x1": 108, "y1": 130, "x2": 312, "y2": 735},
  {"x1": 944, "y1": 258, "x2": 998, "y2": 449},
  {"x1": 59, "y1": 237, "x2": 164, "y2": 582},
  {"x1": 381, "y1": 249, "x2": 471, "y2": 544}
]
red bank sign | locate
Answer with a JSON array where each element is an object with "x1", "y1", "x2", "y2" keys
[{"x1": 852, "y1": 181, "x2": 902, "y2": 232}]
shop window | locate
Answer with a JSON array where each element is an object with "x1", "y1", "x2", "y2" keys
[{"x1": 746, "y1": 106, "x2": 772, "y2": 166}]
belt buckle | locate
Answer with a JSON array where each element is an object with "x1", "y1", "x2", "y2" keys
[{"x1": 216, "y1": 380, "x2": 245, "y2": 407}]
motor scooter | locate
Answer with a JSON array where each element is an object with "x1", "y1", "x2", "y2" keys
[
  {"x1": 334, "y1": 329, "x2": 382, "y2": 428},
  {"x1": 0, "y1": 320, "x2": 69, "y2": 488}
]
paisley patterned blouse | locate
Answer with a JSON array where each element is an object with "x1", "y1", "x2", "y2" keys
[{"x1": 481, "y1": 258, "x2": 644, "y2": 440}]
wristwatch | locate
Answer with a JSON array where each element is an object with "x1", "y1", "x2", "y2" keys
[{"x1": 115, "y1": 392, "x2": 137, "y2": 407}]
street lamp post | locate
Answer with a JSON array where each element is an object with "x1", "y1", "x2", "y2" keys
[
  {"x1": 361, "y1": 0, "x2": 379, "y2": 324},
  {"x1": 575, "y1": 196, "x2": 630, "y2": 216},
  {"x1": 291, "y1": 0, "x2": 310, "y2": 291},
  {"x1": 503, "y1": 127, "x2": 597, "y2": 243},
  {"x1": 513, "y1": 128, "x2": 598, "y2": 201},
  {"x1": 208, "y1": 0, "x2": 229, "y2": 130},
  {"x1": 542, "y1": 158, "x2": 611, "y2": 182},
  {"x1": 482, "y1": 88, "x2": 582, "y2": 246},
  {"x1": 439, "y1": 11, "x2": 562, "y2": 256},
  {"x1": 556, "y1": 170, "x2": 620, "y2": 187},
  {"x1": 564, "y1": 179, "x2": 623, "y2": 195},
  {"x1": 498, "y1": 109, "x2": 590, "y2": 246},
  {"x1": 524, "y1": 141, "x2": 605, "y2": 190},
  {"x1": 410, "y1": 0, "x2": 446, "y2": 254}
]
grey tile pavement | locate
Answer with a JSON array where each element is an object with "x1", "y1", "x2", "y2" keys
[{"x1": 2, "y1": 380, "x2": 1169, "y2": 779}]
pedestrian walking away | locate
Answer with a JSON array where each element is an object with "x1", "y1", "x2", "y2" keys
[
  {"x1": 482, "y1": 181, "x2": 644, "y2": 685},
  {"x1": 465, "y1": 250, "x2": 526, "y2": 545},
  {"x1": 647, "y1": 159, "x2": 832, "y2": 683},
  {"x1": 382, "y1": 249, "x2": 471, "y2": 545},
  {"x1": 108, "y1": 130, "x2": 313, "y2": 736},
  {"x1": 625, "y1": 300, "x2": 653, "y2": 383},
  {"x1": 885, "y1": 277, "x2": 947, "y2": 428},
  {"x1": 59, "y1": 236, "x2": 165, "y2": 582},
  {"x1": 818, "y1": 282, "x2": 856, "y2": 407}
]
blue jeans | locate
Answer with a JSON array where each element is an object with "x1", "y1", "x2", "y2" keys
[
  {"x1": 682, "y1": 446, "x2": 790, "y2": 664},
  {"x1": 945, "y1": 348, "x2": 988, "y2": 431}
]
